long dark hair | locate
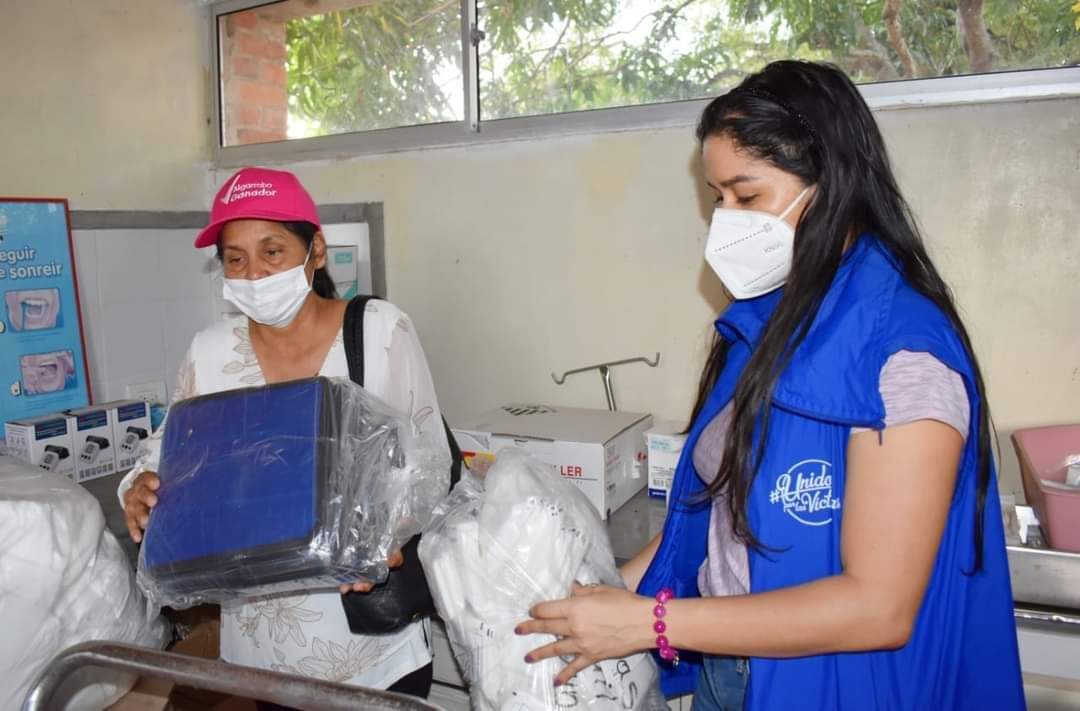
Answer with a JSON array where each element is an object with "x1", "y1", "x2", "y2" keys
[
  {"x1": 216, "y1": 220, "x2": 338, "y2": 299},
  {"x1": 691, "y1": 60, "x2": 993, "y2": 571}
]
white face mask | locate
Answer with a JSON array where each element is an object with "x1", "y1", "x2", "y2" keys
[
  {"x1": 704, "y1": 186, "x2": 811, "y2": 300},
  {"x1": 222, "y1": 248, "x2": 313, "y2": 327}
]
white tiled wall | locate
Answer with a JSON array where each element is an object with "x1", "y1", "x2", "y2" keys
[
  {"x1": 70, "y1": 222, "x2": 375, "y2": 405},
  {"x1": 72, "y1": 228, "x2": 218, "y2": 403}
]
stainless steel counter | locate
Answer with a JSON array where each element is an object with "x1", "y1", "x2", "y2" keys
[
  {"x1": 1009, "y1": 545, "x2": 1080, "y2": 611},
  {"x1": 81, "y1": 470, "x2": 139, "y2": 567},
  {"x1": 1009, "y1": 545, "x2": 1080, "y2": 628},
  {"x1": 607, "y1": 489, "x2": 668, "y2": 567}
]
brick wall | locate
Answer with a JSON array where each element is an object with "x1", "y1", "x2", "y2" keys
[{"x1": 220, "y1": 9, "x2": 288, "y2": 145}]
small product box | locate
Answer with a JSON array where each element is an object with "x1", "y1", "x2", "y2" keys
[
  {"x1": 646, "y1": 422, "x2": 688, "y2": 499},
  {"x1": 67, "y1": 404, "x2": 117, "y2": 482},
  {"x1": 5, "y1": 413, "x2": 76, "y2": 479},
  {"x1": 108, "y1": 399, "x2": 152, "y2": 471},
  {"x1": 453, "y1": 404, "x2": 653, "y2": 520}
]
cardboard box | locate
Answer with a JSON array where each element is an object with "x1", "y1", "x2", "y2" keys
[
  {"x1": 453, "y1": 404, "x2": 652, "y2": 519},
  {"x1": 646, "y1": 422, "x2": 688, "y2": 499},
  {"x1": 108, "y1": 400, "x2": 152, "y2": 471},
  {"x1": 67, "y1": 404, "x2": 117, "y2": 482},
  {"x1": 5, "y1": 413, "x2": 75, "y2": 479}
]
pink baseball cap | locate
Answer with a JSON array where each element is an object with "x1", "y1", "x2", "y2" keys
[{"x1": 194, "y1": 167, "x2": 321, "y2": 248}]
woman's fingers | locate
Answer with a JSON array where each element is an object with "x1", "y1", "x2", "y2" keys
[
  {"x1": 124, "y1": 493, "x2": 149, "y2": 542},
  {"x1": 515, "y1": 617, "x2": 572, "y2": 638},
  {"x1": 123, "y1": 473, "x2": 162, "y2": 543},
  {"x1": 338, "y1": 549, "x2": 404, "y2": 594},
  {"x1": 125, "y1": 506, "x2": 146, "y2": 542},
  {"x1": 554, "y1": 655, "x2": 594, "y2": 687},
  {"x1": 524, "y1": 638, "x2": 578, "y2": 664}
]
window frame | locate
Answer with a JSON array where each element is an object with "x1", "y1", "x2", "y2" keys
[{"x1": 208, "y1": 0, "x2": 1080, "y2": 167}]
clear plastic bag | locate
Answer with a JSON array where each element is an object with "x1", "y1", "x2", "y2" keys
[
  {"x1": 419, "y1": 449, "x2": 667, "y2": 711},
  {"x1": 137, "y1": 376, "x2": 450, "y2": 608},
  {"x1": 0, "y1": 456, "x2": 169, "y2": 710}
]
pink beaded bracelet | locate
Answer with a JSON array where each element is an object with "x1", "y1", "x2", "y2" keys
[{"x1": 653, "y1": 588, "x2": 679, "y2": 665}]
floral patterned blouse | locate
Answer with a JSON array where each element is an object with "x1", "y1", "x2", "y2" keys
[{"x1": 118, "y1": 299, "x2": 450, "y2": 689}]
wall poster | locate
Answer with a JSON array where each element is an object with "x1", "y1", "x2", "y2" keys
[{"x1": 0, "y1": 198, "x2": 91, "y2": 426}]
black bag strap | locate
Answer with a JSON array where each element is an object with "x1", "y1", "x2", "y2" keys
[
  {"x1": 342, "y1": 296, "x2": 462, "y2": 488},
  {"x1": 343, "y1": 295, "x2": 374, "y2": 388},
  {"x1": 445, "y1": 411, "x2": 464, "y2": 487}
]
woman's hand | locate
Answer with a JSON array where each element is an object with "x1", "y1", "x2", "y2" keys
[
  {"x1": 122, "y1": 471, "x2": 160, "y2": 543},
  {"x1": 339, "y1": 549, "x2": 405, "y2": 594},
  {"x1": 515, "y1": 584, "x2": 655, "y2": 686}
]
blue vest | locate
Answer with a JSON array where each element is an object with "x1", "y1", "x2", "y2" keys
[{"x1": 639, "y1": 237, "x2": 1024, "y2": 709}]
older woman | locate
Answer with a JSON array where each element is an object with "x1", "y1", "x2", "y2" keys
[{"x1": 120, "y1": 167, "x2": 450, "y2": 703}]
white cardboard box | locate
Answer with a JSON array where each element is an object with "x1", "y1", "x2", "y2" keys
[
  {"x1": 646, "y1": 422, "x2": 688, "y2": 499},
  {"x1": 107, "y1": 400, "x2": 152, "y2": 472},
  {"x1": 5, "y1": 413, "x2": 76, "y2": 479},
  {"x1": 66, "y1": 404, "x2": 117, "y2": 482},
  {"x1": 453, "y1": 404, "x2": 653, "y2": 519}
]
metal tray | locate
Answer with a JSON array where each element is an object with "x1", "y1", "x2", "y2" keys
[{"x1": 1007, "y1": 545, "x2": 1080, "y2": 612}]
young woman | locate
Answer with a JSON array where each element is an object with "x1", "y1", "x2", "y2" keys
[
  {"x1": 119, "y1": 167, "x2": 450, "y2": 703},
  {"x1": 518, "y1": 61, "x2": 1024, "y2": 710}
]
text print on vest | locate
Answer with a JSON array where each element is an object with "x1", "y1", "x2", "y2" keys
[{"x1": 768, "y1": 459, "x2": 841, "y2": 526}]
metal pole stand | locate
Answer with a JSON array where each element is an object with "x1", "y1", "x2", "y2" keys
[{"x1": 552, "y1": 353, "x2": 661, "y2": 411}]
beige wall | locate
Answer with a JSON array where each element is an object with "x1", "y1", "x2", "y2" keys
[
  {"x1": 878, "y1": 100, "x2": 1080, "y2": 495},
  {"x1": 0, "y1": 0, "x2": 210, "y2": 208},
  {"x1": 216, "y1": 130, "x2": 726, "y2": 427},
  {"x1": 2, "y1": 1, "x2": 1076, "y2": 498}
]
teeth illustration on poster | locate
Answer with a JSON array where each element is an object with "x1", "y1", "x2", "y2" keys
[{"x1": 0, "y1": 199, "x2": 91, "y2": 430}]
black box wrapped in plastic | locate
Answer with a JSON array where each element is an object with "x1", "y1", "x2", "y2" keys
[{"x1": 137, "y1": 376, "x2": 450, "y2": 609}]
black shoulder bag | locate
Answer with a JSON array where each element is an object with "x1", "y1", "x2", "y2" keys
[{"x1": 339, "y1": 295, "x2": 462, "y2": 635}]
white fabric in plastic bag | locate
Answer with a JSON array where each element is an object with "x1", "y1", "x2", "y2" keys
[
  {"x1": 419, "y1": 449, "x2": 667, "y2": 711},
  {"x1": 0, "y1": 456, "x2": 169, "y2": 711}
]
